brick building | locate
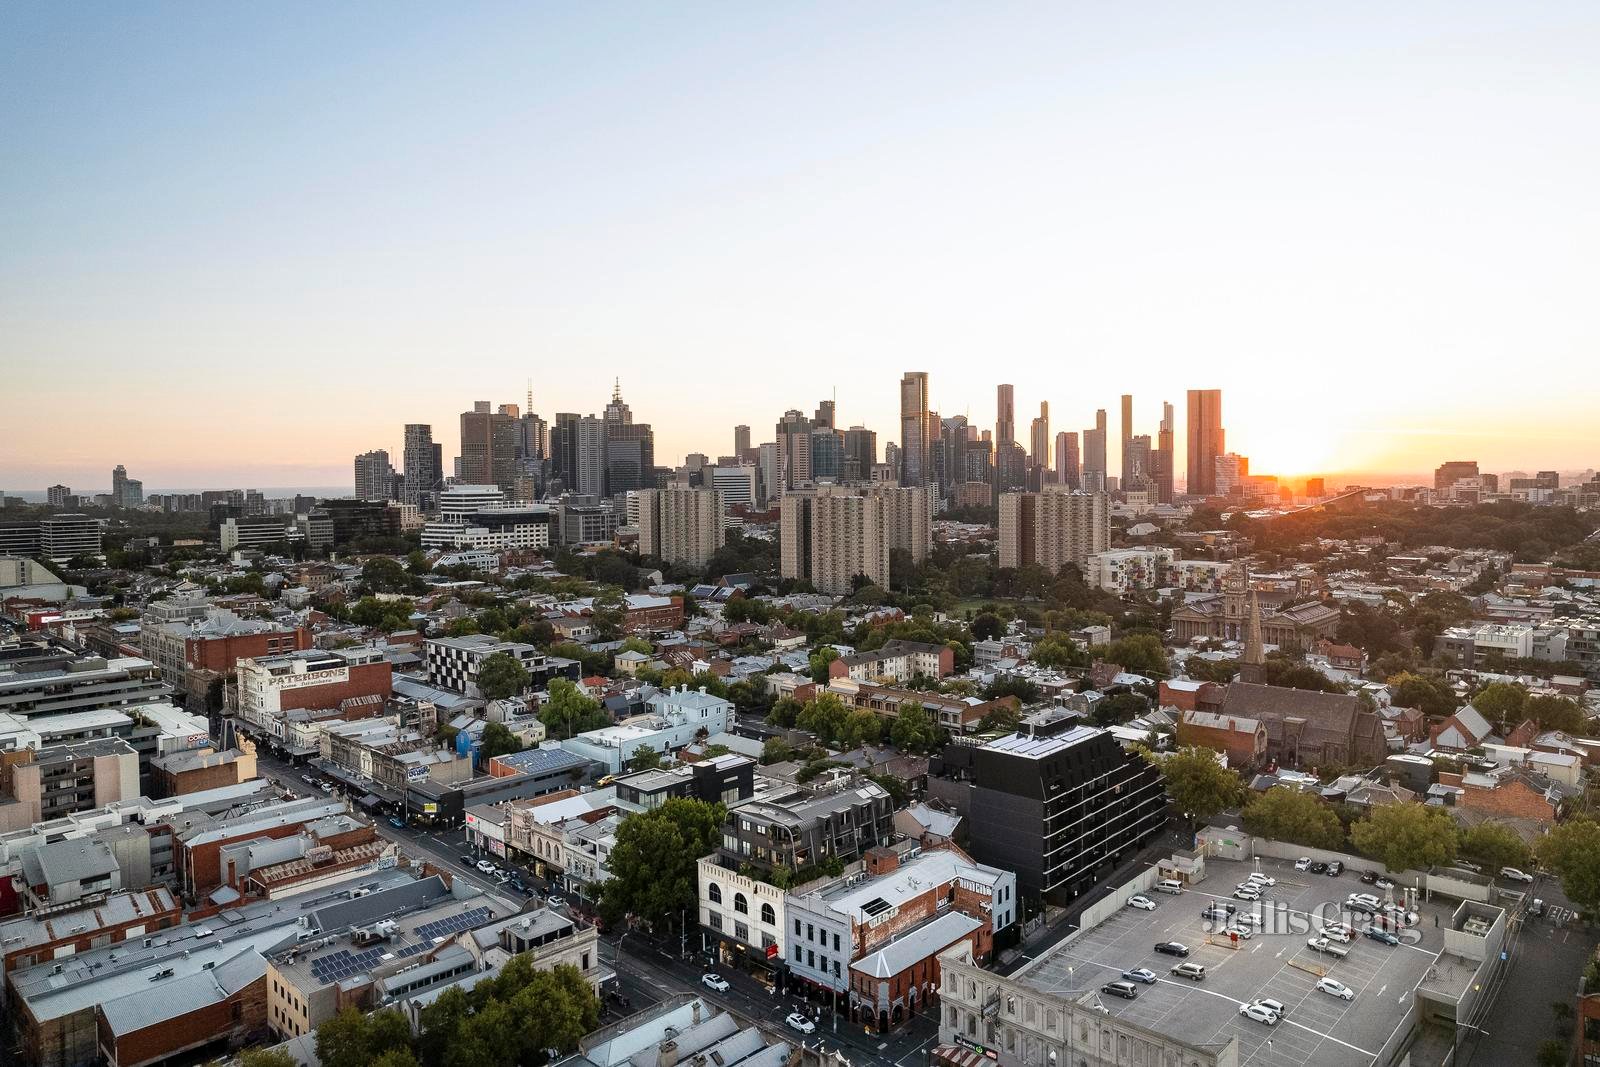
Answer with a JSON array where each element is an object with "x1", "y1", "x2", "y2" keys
[
  {"x1": 234, "y1": 647, "x2": 392, "y2": 728},
  {"x1": 829, "y1": 640, "x2": 956, "y2": 684},
  {"x1": 1436, "y1": 766, "x2": 1575, "y2": 824},
  {"x1": 1158, "y1": 679, "x2": 1223, "y2": 712},
  {"x1": 174, "y1": 796, "x2": 346, "y2": 901},
  {"x1": 151, "y1": 740, "x2": 259, "y2": 797},
  {"x1": 1214, "y1": 682, "x2": 1387, "y2": 770},
  {"x1": 1176, "y1": 709, "x2": 1267, "y2": 770},
  {"x1": 0, "y1": 888, "x2": 181, "y2": 979},
  {"x1": 96, "y1": 949, "x2": 268, "y2": 1067}
]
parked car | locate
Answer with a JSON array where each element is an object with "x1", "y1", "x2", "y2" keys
[
  {"x1": 1239, "y1": 1003, "x2": 1278, "y2": 1025},
  {"x1": 1122, "y1": 968, "x2": 1158, "y2": 984},
  {"x1": 1232, "y1": 887, "x2": 1260, "y2": 901},
  {"x1": 1364, "y1": 928, "x2": 1400, "y2": 945},
  {"x1": 785, "y1": 1012, "x2": 816, "y2": 1034},
  {"x1": 1154, "y1": 941, "x2": 1190, "y2": 957},
  {"x1": 1360, "y1": 870, "x2": 1379, "y2": 884},
  {"x1": 459, "y1": 855, "x2": 475, "y2": 866},
  {"x1": 1309, "y1": 861, "x2": 1329, "y2": 875},
  {"x1": 1374, "y1": 877, "x2": 1395, "y2": 890},
  {"x1": 1320, "y1": 924, "x2": 1353, "y2": 943},
  {"x1": 388, "y1": 817, "x2": 406, "y2": 829},
  {"x1": 1502, "y1": 867, "x2": 1535, "y2": 884},
  {"x1": 1224, "y1": 924, "x2": 1255, "y2": 940},
  {"x1": 702, "y1": 973, "x2": 730, "y2": 993},
  {"x1": 475, "y1": 860, "x2": 495, "y2": 873},
  {"x1": 1232, "y1": 912, "x2": 1263, "y2": 927},
  {"x1": 1127, "y1": 894, "x2": 1157, "y2": 911},
  {"x1": 1327, "y1": 860, "x2": 1344, "y2": 876},
  {"x1": 1170, "y1": 962, "x2": 1206, "y2": 982},
  {"x1": 1306, "y1": 937, "x2": 1349, "y2": 958},
  {"x1": 1201, "y1": 904, "x2": 1235, "y2": 921},
  {"x1": 1294, "y1": 857, "x2": 1312, "y2": 871},
  {"x1": 1255, "y1": 997, "x2": 1287, "y2": 1018},
  {"x1": 1102, "y1": 981, "x2": 1140, "y2": 1000},
  {"x1": 1317, "y1": 977, "x2": 1356, "y2": 1001},
  {"x1": 1456, "y1": 860, "x2": 1484, "y2": 873},
  {"x1": 1245, "y1": 873, "x2": 1277, "y2": 887}
]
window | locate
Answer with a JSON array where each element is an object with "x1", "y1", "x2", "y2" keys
[
  {"x1": 833, "y1": 932, "x2": 840, "y2": 951},
  {"x1": 761, "y1": 903, "x2": 775, "y2": 925},
  {"x1": 735, "y1": 921, "x2": 749, "y2": 942},
  {"x1": 833, "y1": 960, "x2": 840, "y2": 977},
  {"x1": 734, "y1": 892, "x2": 748, "y2": 915},
  {"x1": 808, "y1": 950, "x2": 815, "y2": 968},
  {"x1": 709, "y1": 912, "x2": 723, "y2": 931},
  {"x1": 806, "y1": 923, "x2": 814, "y2": 940},
  {"x1": 794, "y1": 918, "x2": 802, "y2": 936},
  {"x1": 794, "y1": 944, "x2": 803, "y2": 962},
  {"x1": 708, "y1": 882, "x2": 722, "y2": 904}
]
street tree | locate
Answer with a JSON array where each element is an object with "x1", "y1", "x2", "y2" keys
[
  {"x1": 1459, "y1": 821, "x2": 1532, "y2": 873},
  {"x1": 1241, "y1": 787, "x2": 1346, "y2": 850},
  {"x1": 600, "y1": 798, "x2": 727, "y2": 929},
  {"x1": 1350, "y1": 802, "x2": 1458, "y2": 875},
  {"x1": 628, "y1": 746, "x2": 664, "y2": 772},
  {"x1": 1471, "y1": 682, "x2": 1528, "y2": 731},
  {"x1": 890, "y1": 701, "x2": 943, "y2": 753},
  {"x1": 478, "y1": 721, "x2": 524, "y2": 760},
  {"x1": 1537, "y1": 818, "x2": 1600, "y2": 914},
  {"x1": 1151, "y1": 746, "x2": 1241, "y2": 828},
  {"x1": 538, "y1": 678, "x2": 609, "y2": 739},
  {"x1": 475, "y1": 651, "x2": 531, "y2": 702}
]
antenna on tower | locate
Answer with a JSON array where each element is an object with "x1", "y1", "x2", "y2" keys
[{"x1": 612, "y1": 377, "x2": 622, "y2": 403}]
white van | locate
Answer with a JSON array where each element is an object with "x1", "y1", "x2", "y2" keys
[{"x1": 1155, "y1": 879, "x2": 1185, "y2": 895}]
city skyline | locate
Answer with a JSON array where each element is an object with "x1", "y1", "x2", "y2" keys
[{"x1": 5, "y1": 4, "x2": 1598, "y2": 489}]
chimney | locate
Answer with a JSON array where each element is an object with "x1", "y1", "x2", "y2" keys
[{"x1": 692, "y1": 1000, "x2": 701, "y2": 1025}]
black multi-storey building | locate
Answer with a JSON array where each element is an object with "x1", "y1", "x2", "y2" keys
[{"x1": 937, "y1": 714, "x2": 1167, "y2": 903}]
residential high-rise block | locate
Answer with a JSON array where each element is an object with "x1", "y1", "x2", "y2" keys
[
  {"x1": 46, "y1": 485, "x2": 70, "y2": 507},
  {"x1": 353, "y1": 450, "x2": 394, "y2": 501},
  {"x1": 998, "y1": 487, "x2": 1109, "y2": 573},
  {"x1": 995, "y1": 384, "x2": 1015, "y2": 447},
  {"x1": 1215, "y1": 453, "x2": 1248, "y2": 497},
  {"x1": 780, "y1": 487, "x2": 890, "y2": 595},
  {"x1": 111, "y1": 465, "x2": 143, "y2": 509},
  {"x1": 1054, "y1": 432, "x2": 1079, "y2": 489},
  {"x1": 899, "y1": 372, "x2": 931, "y2": 487},
  {"x1": 1186, "y1": 389, "x2": 1224, "y2": 497},
  {"x1": 637, "y1": 487, "x2": 725, "y2": 568}
]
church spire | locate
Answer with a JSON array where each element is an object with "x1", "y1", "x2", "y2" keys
[{"x1": 1239, "y1": 588, "x2": 1265, "y2": 684}]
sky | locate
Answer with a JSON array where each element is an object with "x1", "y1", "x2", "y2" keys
[{"x1": 2, "y1": 2, "x2": 1597, "y2": 493}]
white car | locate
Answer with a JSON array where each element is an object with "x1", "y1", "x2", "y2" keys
[
  {"x1": 701, "y1": 973, "x2": 730, "y2": 993},
  {"x1": 1224, "y1": 924, "x2": 1255, "y2": 940},
  {"x1": 1127, "y1": 895, "x2": 1157, "y2": 911},
  {"x1": 1239, "y1": 1003, "x2": 1279, "y2": 1026},
  {"x1": 1231, "y1": 912, "x2": 1263, "y2": 927},
  {"x1": 1294, "y1": 857, "x2": 1312, "y2": 871},
  {"x1": 475, "y1": 860, "x2": 495, "y2": 874},
  {"x1": 786, "y1": 1012, "x2": 817, "y2": 1035},
  {"x1": 1317, "y1": 977, "x2": 1356, "y2": 1001},
  {"x1": 1232, "y1": 887, "x2": 1260, "y2": 901},
  {"x1": 1320, "y1": 925, "x2": 1352, "y2": 943},
  {"x1": 1373, "y1": 877, "x2": 1395, "y2": 890},
  {"x1": 1246, "y1": 873, "x2": 1277, "y2": 887},
  {"x1": 1501, "y1": 867, "x2": 1535, "y2": 883}
]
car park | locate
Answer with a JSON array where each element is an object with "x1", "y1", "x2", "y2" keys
[
  {"x1": 1317, "y1": 977, "x2": 1356, "y2": 1001},
  {"x1": 702, "y1": 973, "x2": 730, "y2": 992},
  {"x1": 1154, "y1": 941, "x2": 1190, "y2": 957},
  {"x1": 1127, "y1": 894, "x2": 1157, "y2": 911},
  {"x1": 1170, "y1": 962, "x2": 1206, "y2": 982},
  {"x1": 1122, "y1": 968, "x2": 1157, "y2": 984},
  {"x1": 1364, "y1": 928, "x2": 1400, "y2": 945},
  {"x1": 1102, "y1": 981, "x2": 1140, "y2": 1000},
  {"x1": 1295, "y1": 857, "x2": 1311, "y2": 871},
  {"x1": 1502, "y1": 867, "x2": 1535, "y2": 883},
  {"x1": 1239, "y1": 1002, "x2": 1278, "y2": 1025},
  {"x1": 785, "y1": 1012, "x2": 816, "y2": 1034}
]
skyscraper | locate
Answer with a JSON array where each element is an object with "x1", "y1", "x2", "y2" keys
[
  {"x1": 899, "y1": 372, "x2": 930, "y2": 487},
  {"x1": 938, "y1": 416, "x2": 968, "y2": 493},
  {"x1": 775, "y1": 410, "x2": 814, "y2": 491},
  {"x1": 1153, "y1": 402, "x2": 1175, "y2": 503},
  {"x1": 998, "y1": 486, "x2": 1110, "y2": 572},
  {"x1": 734, "y1": 424, "x2": 751, "y2": 459},
  {"x1": 814, "y1": 399, "x2": 836, "y2": 430},
  {"x1": 637, "y1": 487, "x2": 725, "y2": 567},
  {"x1": 1186, "y1": 389, "x2": 1225, "y2": 497},
  {"x1": 1054, "y1": 431, "x2": 1080, "y2": 488},
  {"x1": 576, "y1": 415, "x2": 608, "y2": 497},
  {"x1": 354, "y1": 450, "x2": 394, "y2": 501},
  {"x1": 110, "y1": 465, "x2": 142, "y2": 509},
  {"x1": 603, "y1": 379, "x2": 632, "y2": 426},
  {"x1": 1029, "y1": 402, "x2": 1050, "y2": 473},
  {"x1": 842, "y1": 426, "x2": 878, "y2": 483},
  {"x1": 459, "y1": 402, "x2": 519, "y2": 492},
  {"x1": 1120, "y1": 394, "x2": 1135, "y2": 489},
  {"x1": 403, "y1": 424, "x2": 442, "y2": 507},
  {"x1": 601, "y1": 382, "x2": 653, "y2": 496},
  {"x1": 995, "y1": 384, "x2": 1015, "y2": 446},
  {"x1": 1082, "y1": 409, "x2": 1108, "y2": 491},
  {"x1": 549, "y1": 413, "x2": 581, "y2": 492}
]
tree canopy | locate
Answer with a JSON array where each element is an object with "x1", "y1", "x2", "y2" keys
[
  {"x1": 1152, "y1": 746, "x2": 1241, "y2": 826},
  {"x1": 1537, "y1": 818, "x2": 1600, "y2": 914},
  {"x1": 476, "y1": 651, "x2": 532, "y2": 702},
  {"x1": 538, "y1": 678, "x2": 610, "y2": 739},
  {"x1": 890, "y1": 701, "x2": 945, "y2": 754},
  {"x1": 600, "y1": 798, "x2": 726, "y2": 928},
  {"x1": 1241, "y1": 787, "x2": 1346, "y2": 850},
  {"x1": 1350, "y1": 802, "x2": 1458, "y2": 874}
]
